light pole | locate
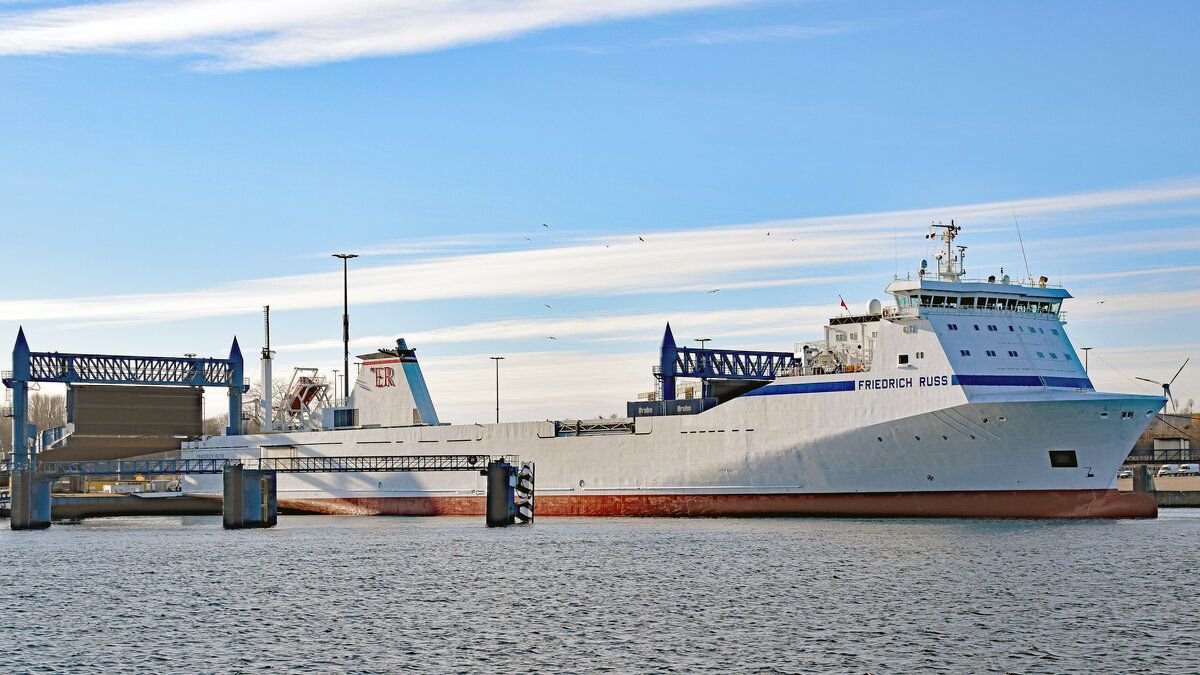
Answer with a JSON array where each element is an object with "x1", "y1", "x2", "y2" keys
[
  {"x1": 695, "y1": 338, "x2": 711, "y2": 350},
  {"x1": 332, "y1": 253, "x2": 358, "y2": 403},
  {"x1": 490, "y1": 357, "x2": 505, "y2": 423},
  {"x1": 1081, "y1": 347, "x2": 1092, "y2": 374}
]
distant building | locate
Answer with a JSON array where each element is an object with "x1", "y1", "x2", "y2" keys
[{"x1": 1128, "y1": 414, "x2": 1198, "y2": 464}]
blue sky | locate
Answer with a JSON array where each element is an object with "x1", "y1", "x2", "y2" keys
[{"x1": 0, "y1": 0, "x2": 1197, "y2": 423}]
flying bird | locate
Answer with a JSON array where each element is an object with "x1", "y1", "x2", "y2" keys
[
  {"x1": 708, "y1": 289, "x2": 720, "y2": 293},
  {"x1": 547, "y1": 336, "x2": 557, "y2": 340},
  {"x1": 543, "y1": 223, "x2": 549, "y2": 228},
  {"x1": 524, "y1": 237, "x2": 531, "y2": 241},
  {"x1": 638, "y1": 236, "x2": 645, "y2": 242},
  {"x1": 544, "y1": 304, "x2": 552, "y2": 309}
]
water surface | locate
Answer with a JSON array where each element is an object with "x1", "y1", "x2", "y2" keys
[{"x1": 2, "y1": 512, "x2": 1198, "y2": 673}]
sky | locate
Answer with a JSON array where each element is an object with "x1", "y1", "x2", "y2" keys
[{"x1": 0, "y1": 0, "x2": 1197, "y2": 426}]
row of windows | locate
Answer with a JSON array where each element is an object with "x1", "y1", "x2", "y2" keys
[
  {"x1": 898, "y1": 295, "x2": 1061, "y2": 314},
  {"x1": 957, "y1": 349, "x2": 1074, "y2": 360},
  {"x1": 947, "y1": 323, "x2": 1059, "y2": 336}
]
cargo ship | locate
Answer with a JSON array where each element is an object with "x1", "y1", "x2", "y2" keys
[{"x1": 183, "y1": 223, "x2": 1164, "y2": 518}]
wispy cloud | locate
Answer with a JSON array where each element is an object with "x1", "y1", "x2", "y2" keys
[
  {"x1": 3, "y1": 177, "x2": 1200, "y2": 327},
  {"x1": 0, "y1": 0, "x2": 754, "y2": 70},
  {"x1": 274, "y1": 303, "x2": 835, "y2": 353},
  {"x1": 649, "y1": 22, "x2": 852, "y2": 47}
]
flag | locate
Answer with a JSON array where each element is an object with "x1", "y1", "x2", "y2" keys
[{"x1": 840, "y1": 295, "x2": 849, "y2": 312}]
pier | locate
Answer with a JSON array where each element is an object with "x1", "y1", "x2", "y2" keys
[{"x1": 3, "y1": 455, "x2": 535, "y2": 530}]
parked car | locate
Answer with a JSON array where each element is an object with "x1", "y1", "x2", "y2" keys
[
  {"x1": 1178, "y1": 463, "x2": 1200, "y2": 476},
  {"x1": 1117, "y1": 469, "x2": 1133, "y2": 479},
  {"x1": 1158, "y1": 464, "x2": 1180, "y2": 477}
]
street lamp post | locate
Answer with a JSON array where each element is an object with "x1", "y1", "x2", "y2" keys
[
  {"x1": 695, "y1": 338, "x2": 711, "y2": 350},
  {"x1": 1081, "y1": 347, "x2": 1092, "y2": 374},
  {"x1": 332, "y1": 253, "x2": 358, "y2": 403},
  {"x1": 490, "y1": 357, "x2": 505, "y2": 423}
]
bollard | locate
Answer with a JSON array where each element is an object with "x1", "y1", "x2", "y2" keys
[
  {"x1": 486, "y1": 461, "x2": 516, "y2": 527},
  {"x1": 222, "y1": 465, "x2": 278, "y2": 529},
  {"x1": 9, "y1": 468, "x2": 52, "y2": 530}
]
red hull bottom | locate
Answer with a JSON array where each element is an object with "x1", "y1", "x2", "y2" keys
[{"x1": 280, "y1": 489, "x2": 1157, "y2": 519}]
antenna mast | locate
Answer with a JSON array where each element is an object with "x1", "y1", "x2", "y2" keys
[{"x1": 1012, "y1": 210, "x2": 1032, "y2": 284}]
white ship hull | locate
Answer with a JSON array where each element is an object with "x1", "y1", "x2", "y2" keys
[
  {"x1": 184, "y1": 224, "x2": 1165, "y2": 518},
  {"x1": 184, "y1": 379, "x2": 1162, "y2": 518}
]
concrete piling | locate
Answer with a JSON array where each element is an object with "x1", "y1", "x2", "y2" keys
[
  {"x1": 10, "y1": 468, "x2": 52, "y2": 530},
  {"x1": 222, "y1": 464, "x2": 277, "y2": 529}
]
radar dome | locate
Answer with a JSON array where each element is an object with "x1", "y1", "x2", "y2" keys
[{"x1": 868, "y1": 299, "x2": 882, "y2": 314}]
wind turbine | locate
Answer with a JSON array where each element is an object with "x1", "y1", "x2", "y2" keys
[{"x1": 1136, "y1": 358, "x2": 1189, "y2": 412}]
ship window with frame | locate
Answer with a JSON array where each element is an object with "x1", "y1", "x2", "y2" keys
[
  {"x1": 973, "y1": 324, "x2": 980, "y2": 331},
  {"x1": 1051, "y1": 329, "x2": 1060, "y2": 335},
  {"x1": 1050, "y1": 301, "x2": 1061, "y2": 313},
  {"x1": 1037, "y1": 352, "x2": 1045, "y2": 358},
  {"x1": 1017, "y1": 300, "x2": 1029, "y2": 312},
  {"x1": 916, "y1": 351, "x2": 925, "y2": 359},
  {"x1": 850, "y1": 333, "x2": 857, "y2": 339},
  {"x1": 835, "y1": 333, "x2": 847, "y2": 342},
  {"x1": 961, "y1": 297, "x2": 975, "y2": 308},
  {"x1": 1008, "y1": 350, "x2": 1018, "y2": 357},
  {"x1": 1006, "y1": 299, "x2": 1017, "y2": 310},
  {"x1": 1050, "y1": 353, "x2": 1058, "y2": 359},
  {"x1": 945, "y1": 297, "x2": 959, "y2": 308},
  {"x1": 1064, "y1": 353, "x2": 1073, "y2": 361},
  {"x1": 1008, "y1": 325, "x2": 1015, "y2": 331},
  {"x1": 948, "y1": 323, "x2": 958, "y2": 331},
  {"x1": 960, "y1": 349, "x2": 971, "y2": 356},
  {"x1": 1049, "y1": 450, "x2": 1078, "y2": 468},
  {"x1": 932, "y1": 296, "x2": 945, "y2": 308},
  {"x1": 920, "y1": 295, "x2": 932, "y2": 306},
  {"x1": 1028, "y1": 325, "x2": 1036, "y2": 332},
  {"x1": 985, "y1": 297, "x2": 998, "y2": 309},
  {"x1": 898, "y1": 354, "x2": 909, "y2": 365},
  {"x1": 988, "y1": 324, "x2": 998, "y2": 332},
  {"x1": 986, "y1": 350, "x2": 997, "y2": 357},
  {"x1": 1038, "y1": 328, "x2": 1045, "y2": 334}
]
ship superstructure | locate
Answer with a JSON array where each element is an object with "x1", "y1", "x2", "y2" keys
[{"x1": 183, "y1": 224, "x2": 1164, "y2": 518}]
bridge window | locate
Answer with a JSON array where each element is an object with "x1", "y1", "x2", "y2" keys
[
  {"x1": 920, "y1": 295, "x2": 932, "y2": 306},
  {"x1": 931, "y1": 296, "x2": 946, "y2": 307}
]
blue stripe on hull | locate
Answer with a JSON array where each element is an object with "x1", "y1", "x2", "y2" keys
[{"x1": 745, "y1": 374, "x2": 1094, "y2": 396}]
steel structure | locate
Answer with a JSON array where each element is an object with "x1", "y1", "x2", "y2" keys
[
  {"x1": 657, "y1": 322, "x2": 796, "y2": 400},
  {"x1": 4, "y1": 454, "x2": 513, "y2": 477},
  {"x1": 3, "y1": 328, "x2": 245, "y2": 469}
]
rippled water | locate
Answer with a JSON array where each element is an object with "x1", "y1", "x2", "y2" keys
[{"x1": 2, "y1": 511, "x2": 1199, "y2": 673}]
